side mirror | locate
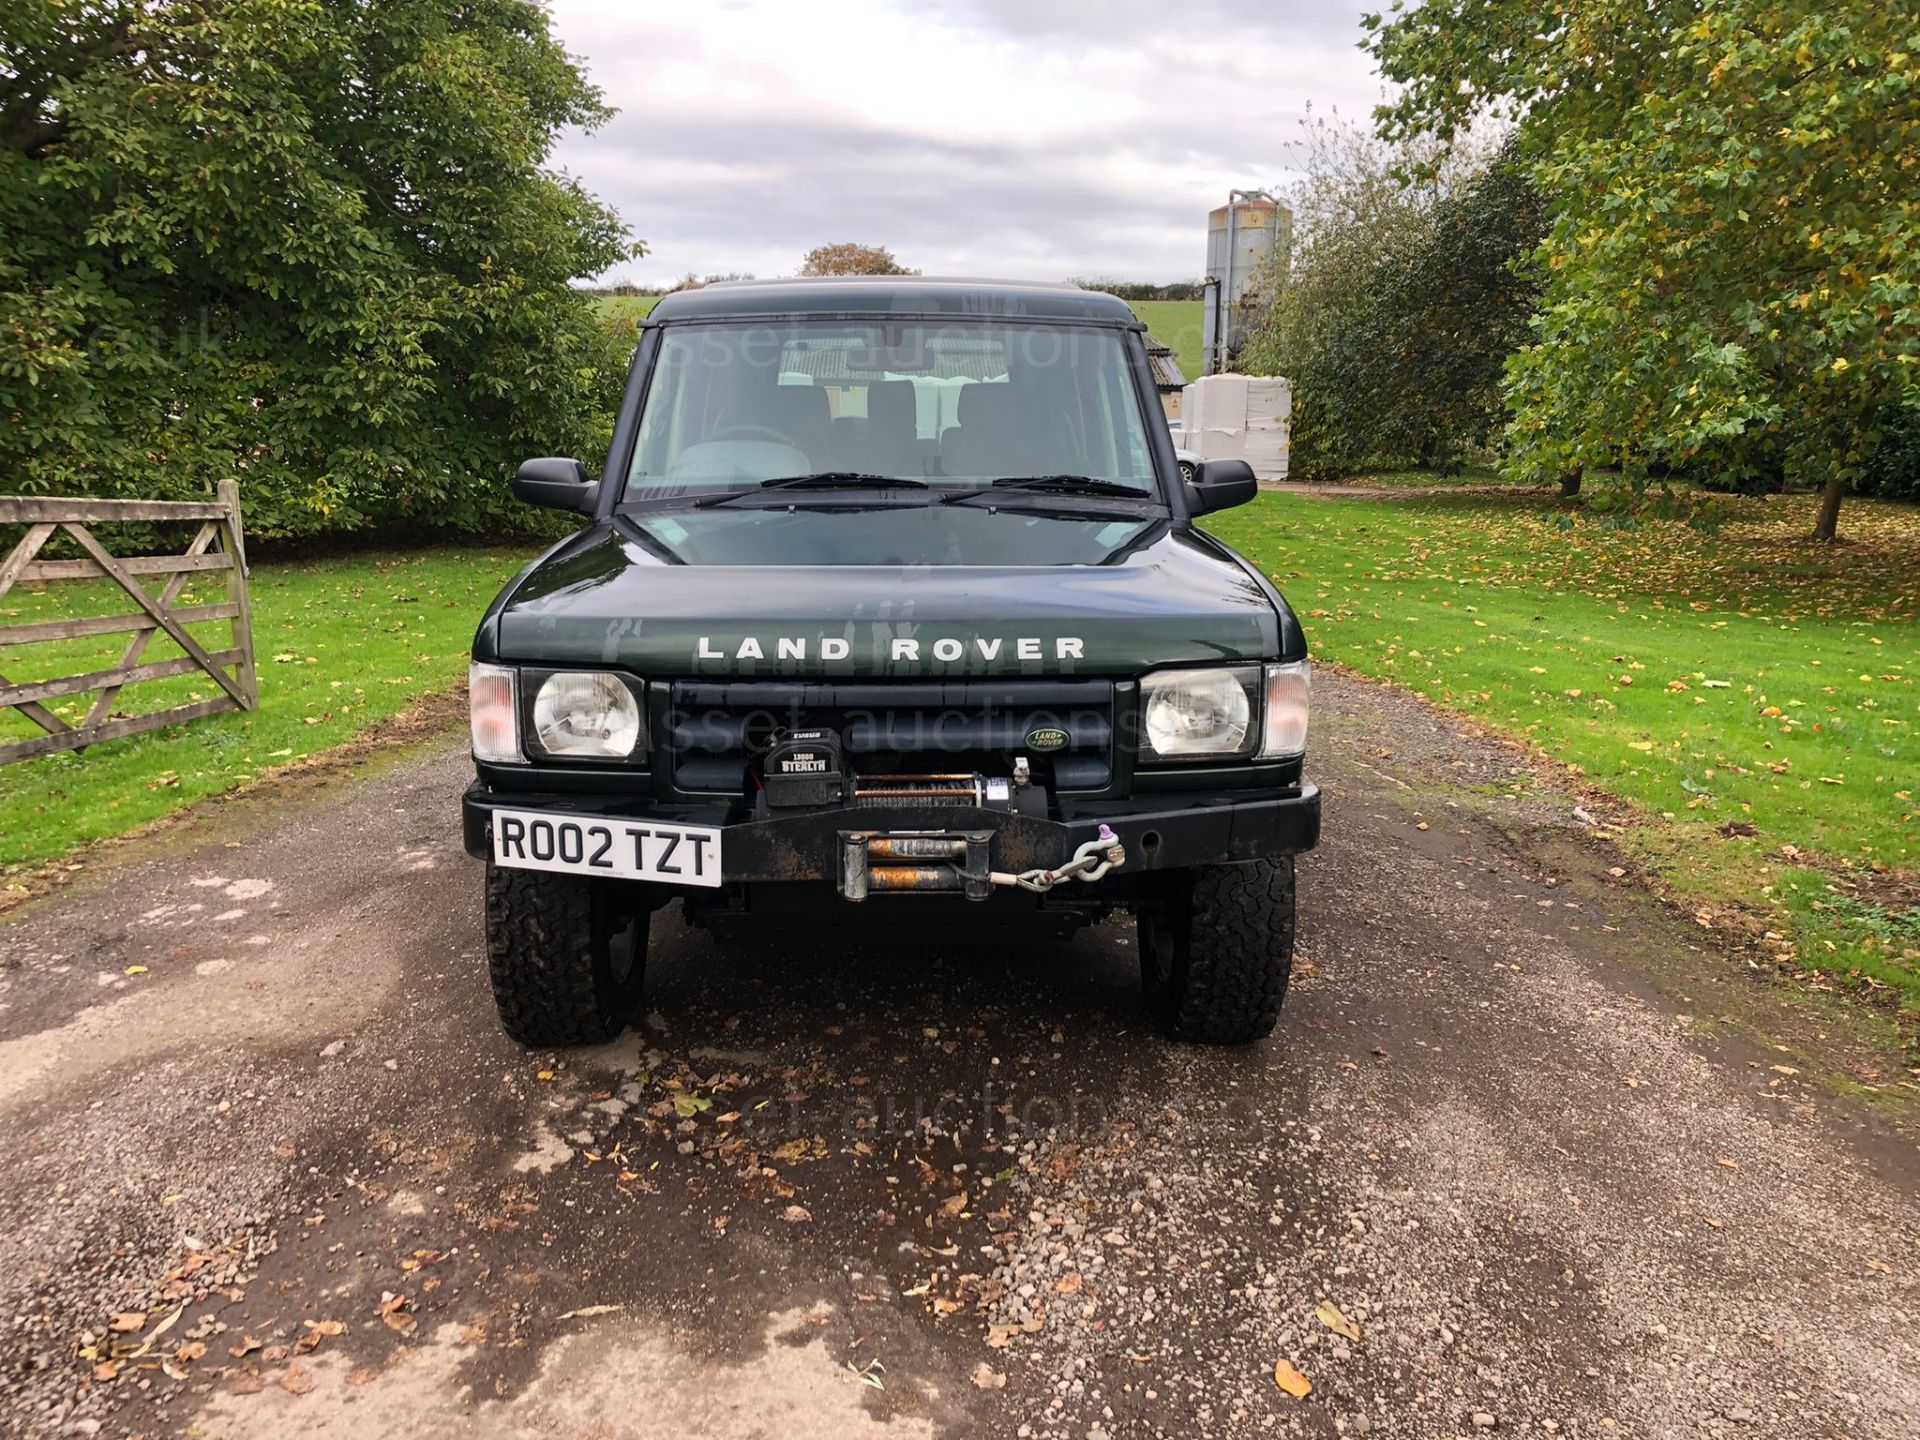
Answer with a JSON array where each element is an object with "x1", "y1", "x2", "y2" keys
[
  {"x1": 512, "y1": 457, "x2": 599, "y2": 515},
  {"x1": 1184, "y1": 458, "x2": 1259, "y2": 516}
]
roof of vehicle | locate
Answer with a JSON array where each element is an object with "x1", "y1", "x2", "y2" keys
[{"x1": 643, "y1": 276, "x2": 1143, "y2": 326}]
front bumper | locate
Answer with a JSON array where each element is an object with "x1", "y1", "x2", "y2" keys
[{"x1": 461, "y1": 781, "x2": 1320, "y2": 886}]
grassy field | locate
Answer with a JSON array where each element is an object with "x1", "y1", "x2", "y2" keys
[
  {"x1": 1127, "y1": 299, "x2": 1205, "y2": 383},
  {"x1": 1210, "y1": 490, "x2": 1920, "y2": 1017},
  {"x1": 596, "y1": 294, "x2": 659, "y2": 326},
  {"x1": 0, "y1": 545, "x2": 533, "y2": 875}
]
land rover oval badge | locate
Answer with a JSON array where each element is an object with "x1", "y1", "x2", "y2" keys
[{"x1": 1025, "y1": 726, "x2": 1070, "y2": 753}]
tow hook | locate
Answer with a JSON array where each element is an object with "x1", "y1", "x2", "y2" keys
[{"x1": 991, "y1": 824, "x2": 1126, "y2": 893}]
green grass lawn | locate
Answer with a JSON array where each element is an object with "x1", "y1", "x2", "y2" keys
[
  {"x1": 1127, "y1": 299, "x2": 1205, "y2": 384},
  {"x1": 0, "y1": 545, "x2": 534, "y2": 874},
  {"x1": 1209, "y1": 490, "x2": 1920, "y2": 1016},
  {"x1": 1319, "y1": 466, "x2": 1520, "y2": 490}
]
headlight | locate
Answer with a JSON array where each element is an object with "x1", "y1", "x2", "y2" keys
[
  {"x1": 1258, "y1": 660, "x2": 1311, "y2": 759},
  {"x1": 530, "y1": 671, "x2": 644, "y2": 760},
  {"x1": 1139, "y1": 666, "x2": 1257, "y2": 761},
  {"x1": 470, "y1": 662, "x2": 521, "y2": 763}
]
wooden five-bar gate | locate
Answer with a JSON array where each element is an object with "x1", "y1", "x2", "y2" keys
[{"x1": 0, "y1": 479, "x2": 256, "y2": 765}]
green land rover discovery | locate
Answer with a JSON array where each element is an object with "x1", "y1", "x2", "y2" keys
[{"x1": 462, "y1": 277, "x2": 1319, "y2": 1046}]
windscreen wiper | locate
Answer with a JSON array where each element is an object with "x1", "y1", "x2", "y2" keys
[
  {"x1": 940, "y1": 474, "x2": 1153, "y2": 506},
  {"x1": 694, "y1": 472, "x2": 929, "y2": 508},
  {"x1": 988, "y1": 474, "x2": 1151, "y2": 497}
]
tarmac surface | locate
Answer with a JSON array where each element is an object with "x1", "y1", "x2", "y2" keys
[{"x1": 2, "y1": 671, "x2": 1916, "y2": 1440}]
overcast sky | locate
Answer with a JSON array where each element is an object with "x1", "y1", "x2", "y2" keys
[{"x1": 546, "y1": 0, "x2": 1386, "y2": 286}]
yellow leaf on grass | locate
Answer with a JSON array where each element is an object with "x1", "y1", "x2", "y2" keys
[
  {"x1": 1315, "y1": 1301, "x2": 1361, "y2": 1342},
  {"x1": 1273, "y1": 1358, "x2": 1312, "y2": 1398}
]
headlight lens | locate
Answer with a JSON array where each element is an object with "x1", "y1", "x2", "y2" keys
[
  {"x1": 1139, "y1": 666, "x2": 1257, "y2": 760},
  {"x1": 469, "y1": 662, "x2": 521, "y2": 763},
  {"x1": 1258, "y1": 660, "x2": 1311, "y2": 759},
  {"x1": 531, "y1": 671, "x2": 643, "y2": 759}
]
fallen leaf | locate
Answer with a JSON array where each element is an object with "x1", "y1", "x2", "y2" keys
[
  {"x1": 1315, "y1": 1301, "x2": 1361, "y2": 1343},
  {"x1": 229, "y1": 1336, "x2": 263, "y2": 1359},
  {"x1": 91, "y1": 1362, "x2": 119, "y2": 1383},
  {"x1": 108, "y1": 1312, "x2": 147, "y2": 1334},
  {"x1": 557, "y1": 1304, "x2": 623, "y2": 1320},
  {"x1": 1054, "y1": 1273, "x2": 1084, "y2": 1295},
  {"x1": 781, "y1": 1204, "x2": 813, "y2": 1224},
  {"x1": 1714, "y1": 1157, "x2": 1739, "y2": 1171},
  {"x1": 175, "y1": 1341, "x2": 207, "y2": 1362},
  {"x1": 279, "y1": 1363, "x2": 316, "y2": 1396},
  {"x1": 377, "y1": 1293, "x2": 417, "y2": 1335},
  {"x1": 1273, "y1": 1358, "x2": 1312, "y2": 1398},
  {"x1": 294, "y1": 1319, "x2": 346, "y2": 1354},
  {"x1": 970, "y1": 1362, "x2": 1007, "y2": 1391},
  {"x1": 346, "y1": 1366, "x2": 380, "y2": 1387},
  {"x1": 938, "y1": 1191, "x2": 969, "y2": 1220}
]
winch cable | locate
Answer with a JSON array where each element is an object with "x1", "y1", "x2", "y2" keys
[{"x1": 990, "y1": 825, "x2": 1126, "y2": 892}]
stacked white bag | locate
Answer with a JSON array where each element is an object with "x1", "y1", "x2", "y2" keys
[{"x1": 1180, "y1": 374, "x2": 1291, "y2": 481}]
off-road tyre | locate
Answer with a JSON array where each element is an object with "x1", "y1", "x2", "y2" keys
[
  {"x1": 485, "y1": 863, "x2": 647, "y2": 1047},
  {"x1": 1138, "y1": 858, "x2": 1295, "y2": 1044}
]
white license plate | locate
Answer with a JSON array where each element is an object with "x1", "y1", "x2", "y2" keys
[{"x1": 490, "y1": 808, "x2": 723, "y2": 888}]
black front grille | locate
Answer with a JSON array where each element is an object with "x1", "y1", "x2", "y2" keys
[{"x1": 667, "y1": 679, "x2": 1116, "y2": 794}]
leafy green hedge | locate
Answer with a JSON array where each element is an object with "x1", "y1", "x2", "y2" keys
[
  {"x1": 1, "y1": 0, "x2": 640, "y2": 540},
  {"x1": 1860, "y1": 402, "x2": 1920, "y2": 503}
]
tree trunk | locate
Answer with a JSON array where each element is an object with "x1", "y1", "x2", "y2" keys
[
  {"x1": 1558, "y1": 468, "x2": 1583, "y2": 498},
  {"x1": 1811, "y1": 469, "x2": 1845, "y2": 542}
]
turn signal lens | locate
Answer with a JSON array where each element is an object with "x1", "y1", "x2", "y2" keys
[
  {"x1": 469, "y1": 662, "x2": 521, "y2": 763},
  {"x1": 1258, "y1": 660, "x2": 1311, "y2": 759}
]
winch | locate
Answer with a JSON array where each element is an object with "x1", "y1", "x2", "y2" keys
[
  {"x1": 749, "y1": 726, "x2": 1126, "y2": 900},
  {"x1": 839, "y1": 824, "x2": 1126, "y2": 902},
  {"x1": 760, "y1": 727, "x2": 850, "y2": 808},
  {"x1": 756, "y1": 727, "x2": 1032, "y2": 817}
]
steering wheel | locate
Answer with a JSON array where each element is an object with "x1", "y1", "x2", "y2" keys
[{"x1": 707, "y1": 422, "x2": 798, "y2": 448}]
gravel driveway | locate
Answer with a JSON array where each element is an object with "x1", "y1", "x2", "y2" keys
[{"x1": 2, "y1": 672, "x2": 1915, "y2": 1440}]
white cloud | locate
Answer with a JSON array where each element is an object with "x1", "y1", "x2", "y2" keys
[{"x1": 546, "y1": 0, "x2": 1384, "y2": 284}]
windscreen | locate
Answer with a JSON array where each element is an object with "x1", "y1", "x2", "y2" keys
[{"x1": 624, "y1": 320, "x2": 1158, "y2": 499}]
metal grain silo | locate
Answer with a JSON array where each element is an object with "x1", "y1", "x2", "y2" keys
[{"x1": 1201, "y1": 190, "x2": 1289, "y2": 374}]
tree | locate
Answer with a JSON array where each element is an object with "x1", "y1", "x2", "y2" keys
[
  {"x1": 1367, "y1": 0, "x2": 1920, "y2": 540},
  {"x1": 1240, "y1": 119, "x2": 1545, "y2": 479},
  {"x1": 799, "y1": 243, "x2": 917, "y2": 277},
  {"x1": 0, "y1": 0, "x2": 641, "y2": 539}
]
